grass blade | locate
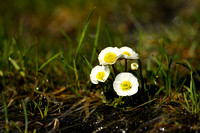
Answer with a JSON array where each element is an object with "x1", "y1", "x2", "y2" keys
[
  {"x1": 184, "y1": 60, "x2": 200, "y2": 81},
  {"x1": 60, "y1": 51, "x2": 74, "y2": 71},
  {"x1": 91, "y1": 16, "x2": 101, "y2": 63},
  {"x1": 149, "y1": 60, "x2": 163, "y2": 91},
  {"x1": 74, "y1": 9, "x2": 94, "y2": 61},
  {"x1": 138, "y1": 30, "x2": 145, "y2": 91},
  {"x1": 21, "y1": 100, "x2": 28, "y2": 133},
  {"x1": 33, "y1": 101, "x2": 44, "y2": 120},
  {"x1": 8, "y1": 57, "x2": 25, "y2": 77},
  {"x1": 82, "y1": 55, "x2": 93, "y2": 69},
  {"x1": 154, "y1": 86, "x2": 164, "y2": 98},
  {"x1": 176, "y1": 78, "x2": 187, "y2": 93},
  {"x1": 167, "y1": 58, "x2": 172, "y2": 97},
  {"x1": 72, "y1": 9, "x2": 94, "y2": 90},
  {"x1": 34, "y1": 38, "x2": 39, "y2": 74},
  {"x1": 60, "y1": 51, "x2": 69, "y2": 75},
  {"x1": 105, "y1": 24, "x2": 113, "y2": 46},
  {"x1": 38, "y1": 52, "x2": 61, "y2": 71},
  {"x1": 11, "y1": 121, "x2": 22, "y2": 132},
  {"x1": 2, "y1": 92, "x2": 9, "y2": 132},
  {"x1": 2, "y1": 92, "x2": 8, "y2": 123},
  {"x1": 152, "y1": 57, "x2": 167, "y2": 77},
  {"x1": 183, "y1": 92, "x2": 190, "y2": 112},
  {"x1": 139, "y1": 30, "x2": 142, "y2": 59},
  {"x1": 58, "y1": 26, "x2": 73, "y2": 62},
  {"x1": 44, "y1": 101, "x2": 49, "y2": 118},
  {"x1": 191, "y1": 71, "x2": 197, "y2": 113}
]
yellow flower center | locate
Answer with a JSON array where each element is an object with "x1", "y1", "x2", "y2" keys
[
  {"x1": 96, "y1": 71, "x2": 106, "y2": 80},
  {"x1": 122, "y1": 51, "x2": 131, "y2": 56},
  {"x1": 104, "y1": 52, "x2": 117, "y2": 63},
  {"x1": 120, "y1": 81, "x2": 132, "y2": 91},
  {"x1": 133, "y1": 64, "x2": 137, "y2": 67}
]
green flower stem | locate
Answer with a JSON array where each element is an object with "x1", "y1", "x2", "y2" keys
[
  {"x1": 125, "y1": 59, "x2": 127, "y2": 72},
  {"x1": 99, "y1": 82, "x2": 105, "y2": 92},
  {"x1": 112, "y1": 64, "x2": 117, "y2": 76}
]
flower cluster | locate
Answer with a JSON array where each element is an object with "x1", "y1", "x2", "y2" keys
[{"x1": 90, "y1": 46, "x2": 139, "y2": 96}]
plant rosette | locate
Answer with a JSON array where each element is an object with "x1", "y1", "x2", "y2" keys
[
  {"x1": 120, "y1": 46, "x2": 139, "y2": 59},
  {"x1": 90, "y1": 65, "x2": 110, "y2": 84},
  {"x1": 113, "y1": 72, "x2": 139, "y2": 96},
  {"x1": 98, "y1": 47, "x2": 122, "y2": 65}
]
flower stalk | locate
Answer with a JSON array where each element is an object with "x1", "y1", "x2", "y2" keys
[
  {"x1": 112, "y1": 64, "x2": 117, "y2": 76},
  {"x1": 125, "y1": 59, "x2": 127, "y2": 72}
]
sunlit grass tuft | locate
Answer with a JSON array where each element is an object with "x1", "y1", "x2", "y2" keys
[{"x1": 181, "y1": 60, "x2": 200, "y2": 114}]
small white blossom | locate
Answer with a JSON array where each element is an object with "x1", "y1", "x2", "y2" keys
[
  {"x1": 120, "y1": 46, "x2": 138, "y2": 59},
  {"x1": 131, "y1": 63, "x2": 139, "y2": 70},
  {"x1": 98, "y1": 47, "x2": 122, "y2": 65},
  {"x1": 113, "y1": 72, "x2": 139, "y2": 96},
  {"x1": 90, "y1": 65, "x2": 110, "y2": 84}
]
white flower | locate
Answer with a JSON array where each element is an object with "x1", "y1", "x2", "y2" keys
[
  {"x1": 98, "y1": 47, "x2": 122, "y2": 65},
  {"x1": 113, "y1": 72, "x2": 139, "y2": 96},
  {"x1": 120, "y1": 46, "x2": 139, "y2": 59},
  {"x1": 131, "y1": 63, "x2": 139, "y2": 70},
  {"x1": 90, "y1": 65, "x2": 110, "y2": 84}
]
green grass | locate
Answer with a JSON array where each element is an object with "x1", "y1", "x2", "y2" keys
[
  {"x1": 181, "y1": 60, "x2": 200, "y2": 114},
  {"x1": 38, "y1": 52, "x2": 61, "y2": 72},
  {"x1": 91, "y1": 16, "x2": 101, "y2": 63},
  {"x1": 1, "y1": 20, "x2": 200, "y2": 132}
]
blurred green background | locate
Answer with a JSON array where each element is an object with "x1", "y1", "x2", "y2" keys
[
  {"x1": 1, "y1": 0, "x2": 200, "y2": 41},
  {"x1": 0, "y1": 0, "x2": 200, "y2": 73}
]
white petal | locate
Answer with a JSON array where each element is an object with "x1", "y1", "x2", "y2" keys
[
  {"x1": 98, "y1": 47, "x2": 122, "y2": 65},
  {"x1": 113, "y1": 72, "x2": 139, "y2": 96},
  {"x1": 120, "y1": 46, "x2": 139, "y2": 59},
  {"x1": 90, "y1": 74, "x2": 98, "y2": 84},
  {"x1": 131, "y1": 63, "x2": 139, "y2": 70},
  {"x1": 90, "y1": 65, "x2": 110, "y2": 84}
]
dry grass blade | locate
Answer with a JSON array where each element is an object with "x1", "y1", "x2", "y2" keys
[
  {"x1": 57, "y1": 97, "x2": 88, "y2": 118},
  {"x1": 52, "y1": 118, "x2": 59, "y2": 130},
  {"x1": 52, "y1": 87, "x2": 68, "y2": 95},
  {"x1": 7, "y1": 99, "x2": 14, "y2": 108},
  {"x1": 57, "y1": 95, "x2": 102, "y2": 121},
  {"x1": 45, "y1": 118, "x2": 60, "y2": 131},
  {"x1": 125, "y1": 98, "x2": 157, "y2": 112}
]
